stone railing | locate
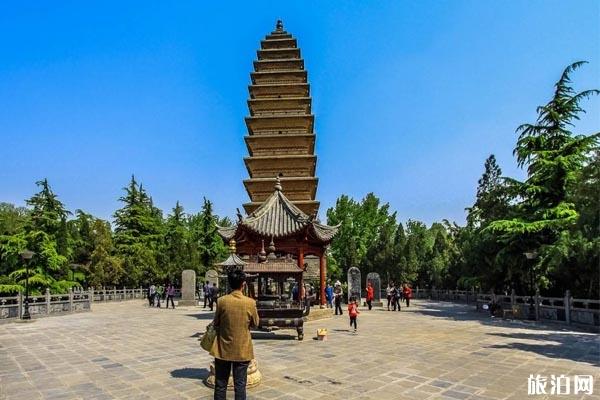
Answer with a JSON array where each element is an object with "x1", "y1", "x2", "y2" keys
[
  {"x1": 378, "y1": 288, "x2": 480, "y2": 303},
  {"x1": 404, "y1": 287, "x2": 599, "y2": 329},
  {"x1": 474, "y1": 290, "x2": 599, "y2": 329},
  {"x1": 0, "y1": 287, "x2": 182, "y2": 322},
  {"x1": 0, "y1": 289, "x2": 92, "y2": 321}
]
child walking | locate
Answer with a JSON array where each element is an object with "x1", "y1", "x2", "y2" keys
[{"x1": 347, "y1": 296, "x2": 360, "y2": 332}]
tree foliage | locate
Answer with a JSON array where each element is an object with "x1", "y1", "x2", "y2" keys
[
  {"x1": 325, "y1": 62, "x2": 598, "y2": 298},
  {"x1": 0, "y1": 177, "x2": 230, "y2": 294}
]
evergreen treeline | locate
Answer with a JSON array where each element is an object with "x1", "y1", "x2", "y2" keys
[
  {"x1": 0, "y1": 176, "x2": 229, "y2": 295},
  {"x1": 326, "y1": 62, "x2": 599, "y2": 298}
]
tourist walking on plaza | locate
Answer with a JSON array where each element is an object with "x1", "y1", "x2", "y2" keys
[
  {"x1": 325, "y1": 282, "x2": 334, "y2": 308},
  {"x1": 347, "y1": 296, "x2": 360, "y2": 332},
  {"x1": 203, "y1": 282, "x2": 209, "y2": 309},
  {"x1": 209, "y1": 283, "x2": 218, "y2": 311},
  {"x1": 394, "y1": 284, "x2": 402, "y2": 311},
  {"x1": 334, "y1": 282, "x2": 343, "y2": 315},
  {"x1": 365, "y1": 281, "x2": 374, "y2": 310},
  {"x1": 386, "y1": 283, "x2": 393, "y2": 311},
  {"x1": 155, "y1": 284, "x2": 163, "y2": 308},
  {"x1": 390, "y1": 284, "x2": 399, "y2": 311},
  {"x1": 148, "y1": 284, "x2": 155, "y2": 307},
  {"x1": 166, "y1": 283, "x2": 176, "y2": 309},
  {"x1": 210, "y1": 268, "x2": 259, "y2": 400},
  {"x1": 404, "y1": 284, "x2": 412, "y2": 307}
]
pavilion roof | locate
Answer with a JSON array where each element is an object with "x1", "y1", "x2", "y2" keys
[
  {"x1": 216, "y1": 253, "x2": 246, "y2": 268},
  {"x1": 217, "y1": 177, "x2": 339, "y2": 243}
]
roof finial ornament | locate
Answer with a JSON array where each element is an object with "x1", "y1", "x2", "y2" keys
[
  {"x1": 276, "y1": 19, "x2": 283, "y2": 32},
  {"x1": 259, "y1": 239, "x2": 267, "y2": 262},
  {"x1": 274, "y1": 175, "x2": 282, "y2": 191},
  {"x1": 228, "y1": 239, "x2": 236, "y2": 254},
  {"x1": 267, "y1": 236, "x2": 277, "y2": 259}
]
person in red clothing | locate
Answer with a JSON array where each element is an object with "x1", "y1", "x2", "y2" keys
[
  {"x1": 403, "y1": 284, "x2": 413, "y2": 307},
  {"x1": 347, "y1": 296, "x2": 360, "y2": 332},
  {"x1": 365, "y1": 281, "x2": 374, "y2": 310}
]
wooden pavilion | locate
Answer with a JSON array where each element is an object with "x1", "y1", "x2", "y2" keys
[{"x1": 218, "y1": 178, "x2": 338, "y2": 306}]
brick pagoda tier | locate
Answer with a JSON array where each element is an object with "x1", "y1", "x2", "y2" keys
[{"x1": 243, "y1": 20, "x2": 319, "y2": 217}]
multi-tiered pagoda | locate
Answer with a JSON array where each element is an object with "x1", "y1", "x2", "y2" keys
[
  {"x1": 243, "y1": 20, "x2": 319, "y2": 217},
  {"x1": 218, "y1": 21, "x2": 337, "y2": 308}
]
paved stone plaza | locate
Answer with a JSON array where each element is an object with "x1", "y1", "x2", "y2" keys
[{"x1": 1, "y1": 300, "x2": 598, "y2": 400}]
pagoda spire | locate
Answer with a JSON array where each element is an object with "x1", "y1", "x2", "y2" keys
[{"x1": 275, "y1": 19, "x2": 284, "y2": 32}]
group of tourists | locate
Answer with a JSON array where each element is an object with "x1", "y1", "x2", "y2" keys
[
  {"x1": 386, "y1": 282, "x2": 412, "y2": 311},
  {"x1": 147, "y1": 283, "x2": 176, "y2": 309}
]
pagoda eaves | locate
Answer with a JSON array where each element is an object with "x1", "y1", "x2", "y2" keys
[{"x1": 243, "y1": 21, "x2": 319, "y2": 217}]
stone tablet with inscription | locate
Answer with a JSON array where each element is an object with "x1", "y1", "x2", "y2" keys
[
  {"x1": 366, "y1": 272, "x2": 382, "y2": 302},
  {"x1": 347, "y1": 267, "x2": 361, "y2": 303},
  {"x1": 179, "y1": 269, "x2": 197, "y2": 306},
  {"x1": 205, "y1": 269, "x2": 219, "y2": 288}
]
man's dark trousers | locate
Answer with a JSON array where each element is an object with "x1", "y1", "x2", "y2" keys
[
  {"x1": 214, "y1": 358, "x2": 250, "y2": 400},
  {"x1": 334, "y1": 298, "x2": 343, "y2": 315}
]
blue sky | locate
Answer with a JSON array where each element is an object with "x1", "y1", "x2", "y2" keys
[{"x1": 1, "y1": 1, "x2": 598, "y2": 225}]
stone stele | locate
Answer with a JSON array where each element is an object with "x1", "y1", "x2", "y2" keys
[
  {"x1": 366, "y1": 272, "x2": 383, "y2": 307},
  {"x1": 205, "y1": 269, "x2": 219, "y2": 288},
  {"x1": 347, "y1": 267, "x2": 361, "y2": 303},
  {"x1": 179, "y1": 269, "x2": 197, "y2": 306}
]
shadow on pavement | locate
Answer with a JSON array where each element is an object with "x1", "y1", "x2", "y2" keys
[
  {"x1": 251, "y1": 331, "x2": 297, "y2": 340},
  {"x1": 185, "y1": 313, "x2": 214, "y2": 320},
  {"x1": 171, "y1": 367, "x2": 209, "y2": 380},
  {"x1": 486, "y1": 331, "x2": 600, "y2": 367},
  {"x1": 410, "y1": 300, "x2": 600, "y2": 366}
]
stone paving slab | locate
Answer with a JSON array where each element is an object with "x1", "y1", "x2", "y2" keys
[{"x1": 0, "y1": 300, "x2": 598, "y2": 399}]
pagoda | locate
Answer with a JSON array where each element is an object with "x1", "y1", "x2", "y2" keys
[
  {"x1": 219, "y1": 21, "x2": 337, "y2": 307},
  {"x1": 243, "y1": 20, "x2": 319, "y2": 217},
  {"x1": 218, "y1": 176, "x2": 338, "y2": 307}
]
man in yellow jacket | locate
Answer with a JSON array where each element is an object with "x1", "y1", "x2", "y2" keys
[{"x1": 210, "y1": 268, "x2": 259, "y2": 400}]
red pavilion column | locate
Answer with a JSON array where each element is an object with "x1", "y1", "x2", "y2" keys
[
  {"x1": 319, "y1": 252, "x2": 326, "y2": 308},
  {"x1": 298, "y1": 248, "x2": 305, "y2": 300}
]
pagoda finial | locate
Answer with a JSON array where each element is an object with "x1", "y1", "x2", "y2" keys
[
  {"x1": 274, "y1": 176, "x2": 282, "y2": 191},
  {"x1": 228, "y1": 239, "x2": 236, "y2": 254},
  {"x1": 276, "y1": 19, "x2": 283, "y2": 32},
  {"x1": 259, "y1": 239, "x2": 267, "y2": 262},
  {"x1": 267, "y1": 236, "x2": 276, "y2": 259}
]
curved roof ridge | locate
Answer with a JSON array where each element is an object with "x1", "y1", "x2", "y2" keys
[{"x1": 241, "y1": 186, "x2": 310, "y2": 238}]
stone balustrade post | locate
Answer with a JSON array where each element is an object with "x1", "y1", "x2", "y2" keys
[
  {"x1": 510, "y1": 288, "x2": 516, "y2": 311},
  {"x1": 122, "y1": 286, "x2": 126, "y2": 300},
  {"x1": 534, "y1": 289, "x2": 540, "y2": 321},
  {"x1": 89, "y1": 287, "x2": 94, "y2": 310},
  {"x1": 69, "y1": 288, "x2": 73, "y2": 312},
  {"x1": 46, "y1": 288, "x2": 50, "y2": 315},
  {"x1": 18, "y1": 291, "x2": 23, "y2": 319},
  {"x1": 113, "y1": 286, "x2": 117, "y2": 301},
  {"x1": 564, "y1": 290, "x2": 571, "y2": 325}
]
